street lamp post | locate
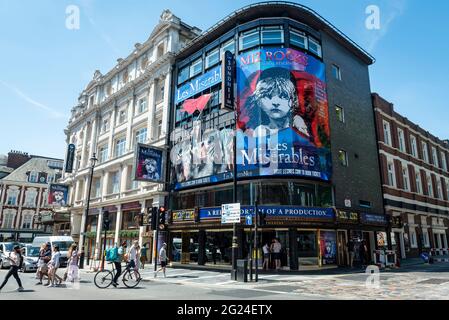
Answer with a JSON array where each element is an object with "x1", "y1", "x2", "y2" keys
[
  {"x1": 231, "y1": 108, "x2": 238, "y2": 280},
  {"x1": 79, "y1": 153, "x2": 98, "y2": 269}
]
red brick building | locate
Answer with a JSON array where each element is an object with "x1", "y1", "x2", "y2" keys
[
  {"x1": 373, "y1": 93, "x2": 449, "y2": 259},
  {"x1": 0, "y1": 151, "x2": 66, "y2": 242}
]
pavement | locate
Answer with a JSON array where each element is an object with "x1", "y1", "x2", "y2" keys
[{"x1": 1, "y1": 260, "x2": 449, "y2": 300}]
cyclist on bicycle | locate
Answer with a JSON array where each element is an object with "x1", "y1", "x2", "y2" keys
[{"x1": 112, "y1": 241, "x2": 126, "y2": 287}]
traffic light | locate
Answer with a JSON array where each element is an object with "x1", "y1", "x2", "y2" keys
[
  {"x1": 158, "y1": 206, "x2": 166, "y2": 226},
  {"x1": 194, "y1": 206, "x2": 200, "y2": 223},
  {"x1": 103, "y1": 210, "x2": 110, "y2": 231},
  {"x1": 151, "y1": 207, "x2": 158, "y2": 230},
  {"x1": 257, "y1": 209, "x2": 266, "y2": 227}
]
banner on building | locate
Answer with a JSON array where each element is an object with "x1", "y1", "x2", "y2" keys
[
  {"x1": 320, "y1": 230, "x2": 337, "y2": 265},
  {"x1": 236, "y1": 48, "x2": 332, "y2": 181},
  {"x1": 170, "y1": 48, "x2": 332, "y2": 191},
  {"x1": 48, "y1": 184, "x2": 69, "y2": 207},
  {"x1": 134, "y1": 143, "x2": 164, "y2": 183},
  {"x1": 175, "y1": 65, "x2": 222, "y2": 104},
  {"x1": 221, "y1": 50, "x2": 235, "y2": 110},
  {"x1": 65, "y1": 144, "x2": 75, "y2": 173}
]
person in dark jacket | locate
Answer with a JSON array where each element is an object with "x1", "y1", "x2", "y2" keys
[{"x1": 347, "y1": 239, "x2": 355, "y2": 268}]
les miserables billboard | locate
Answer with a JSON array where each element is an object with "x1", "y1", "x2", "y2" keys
[
  {"x1": 170, "y1": 48, "x2": 332, "y2": 190},
  {"x1": 236, "y1": 48, "x2": 332, "y2": 181}
]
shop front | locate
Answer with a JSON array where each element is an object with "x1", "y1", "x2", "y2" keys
[
  {"x1": 168, "y1": 205, "x2": 342, "y2": 270},
  {"x1": 119, "y1": 201, "x2": 142, "y2": 247},
  {"x1": 86, "y1": 209, "x2": 99, "y2": 261}
]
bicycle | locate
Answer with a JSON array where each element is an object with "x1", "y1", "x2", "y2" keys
[{"x1": 94, "y1": 261, "x2": 141, "y2": 289}]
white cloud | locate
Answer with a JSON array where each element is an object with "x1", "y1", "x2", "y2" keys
[
  {"x1": 367, "y1": 0, "x2": 407, "y2": 52},
  {"x1": 0, "y1": 80, "x2": 68, "y2": 119}
]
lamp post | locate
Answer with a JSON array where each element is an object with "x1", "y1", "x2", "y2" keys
[{"x1": 79, "y1": 153, "x2": 98, "y2": 269}]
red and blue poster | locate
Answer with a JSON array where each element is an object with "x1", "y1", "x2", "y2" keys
[{"x1": 236, "y1": 48, "x2": 332, "y2": 181}]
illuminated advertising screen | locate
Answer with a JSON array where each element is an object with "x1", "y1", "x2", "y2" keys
[
  {"x1": 236, "y1": 48, "x2": 332, "y2": 181},
  {"x1": 170, "y1": 120, "x2": 234, "y2": 190},
  {"x1": 170, "y1": 48, "x2": 331, "y2": 190}
]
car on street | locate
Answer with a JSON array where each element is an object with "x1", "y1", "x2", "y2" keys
[
  {"x1": 20, "y1": 244, "x2": 40, "y2": 272},
  {"x1": 0, "y1": 242, "x2": 24, "y2": 269},
  {"x1": 32, "y1": 236, "x2": 75, "y2": 268}
]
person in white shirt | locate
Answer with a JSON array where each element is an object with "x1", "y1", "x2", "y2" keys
[
  {"x1": 127, "y1": 241, "x2": 141, "y2": 280},
  {"x1": 0, "y1": 245, "x2": 24, "y2": 292},
  {"x1": 270, "y1": 238, "x2": 282, "y2": 270},
  {"x1": 46, "y1": 245, "x2": 62, "y2": 287},
  {"x1": 154, "y1": 243, "x2": 168, "y2": 278},
  {"x1": 262, "y1": 242, "x2": 271, "y2": 270}
]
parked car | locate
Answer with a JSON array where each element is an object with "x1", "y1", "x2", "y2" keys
[
  {"x1": 20, "y1": 245, "x2": 39, "y2": 272},
  {"x1": 32, "y1": 236, "x2": 75, "y2": 268},
  {"x1": 0, "y1": 242, "x2": 24, "y2": 269}
]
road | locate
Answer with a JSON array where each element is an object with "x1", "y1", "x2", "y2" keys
[{"x1": 1, "y1": 262, "x2": 449, "y2": 300}]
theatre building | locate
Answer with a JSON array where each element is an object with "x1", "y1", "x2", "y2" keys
[
  {"x1": 62, "y1": 10, "x2": 200, "y2": 261},
  {"x1": 165, "y1": 2, "x2": 386, "y2": 270},
  {"x1": 373, "y1": 93, "x2": 449, "y2": 259}
]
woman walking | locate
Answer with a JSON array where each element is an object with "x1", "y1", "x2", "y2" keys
[
  {"x1": 46, "y1": 245, "x2": 63, "y2": 287},
  {"x1": 0, "y1": 245, "x2": 24, "y2": 292},
  {"x1": 66, "y1": 243, "x2": 80, "y2": 283}
]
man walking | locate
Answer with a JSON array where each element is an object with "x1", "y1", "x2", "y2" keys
[
  {"x1": 139, "y1": 243, "x2": 148, "y2": 269},
  {"x1": 347, "y1": 238, "x2": 355, "y2": 268},
  {"x1": 0, "y1": 245, "x2": 24, "y2": 292},
  {"x1": 154, "y1": 243, "x2": 168, "y2": 278}
]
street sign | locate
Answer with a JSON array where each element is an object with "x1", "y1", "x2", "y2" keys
[
  {"x1": 221, "y1": 203, "x2": 241, "y2": 224},
  {"x1": 245, "y1": 214, "x2": 252, "y2": 226}
]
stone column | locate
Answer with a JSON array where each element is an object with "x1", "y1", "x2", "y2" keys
[
  {"x1": 95, "y1": 210, "x2": 104, "y2": 260},
  {"x1": 107, "y1": 106, "x2": 117, "y2": 160},
  {"x1": 126, "y1": 97, "x2": 135, "y2": 152},
  {"x1": 102, "y1": 171, "x2": 110, "y2": 199},
  {"x1": 161, "y1": 71, "x2": 172, "y2": 137},
  {"x1": 78, "y1": 211, "x2": 87, "y2": 257},
  {"x1": 147, "y1": 81, "x2": 156, "y2": 140},
  {"x1": 15, "y1": 186, "x2": 26, "y2": 229},
  {"x1": 73, "y1": 180, "x2": 81, "y2": 202},
  {"x1": 138, "y1": 200, "x2": 146, "y2": 247},
  {"x1": 80, "y1": 124, "x2": 89, "y2": 169},
  {"x1": 120, "y1": 165, "x2": 129, "y2": 194},
  {"x1": 114, "y1": 205, "x2": 122, "y2": 245},
  {"x1": 88, "y1": 116, "x2": 99, "y2": 160}
]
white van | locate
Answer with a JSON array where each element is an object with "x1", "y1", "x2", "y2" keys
[{"x1": 32, "y1": 236, "x2": 75, "y2": 267}]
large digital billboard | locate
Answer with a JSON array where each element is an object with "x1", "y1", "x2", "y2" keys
[
  {"x1": 236, "y1": 48, "x2": 332, "y2": 181},
  {"x1": 170, "y1": 48, "x2": 332, "y2": 190}
]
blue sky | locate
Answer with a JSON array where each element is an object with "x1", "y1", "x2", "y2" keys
[{"x1": 1, "y1": 0, "x2": 448, "y2": 158}]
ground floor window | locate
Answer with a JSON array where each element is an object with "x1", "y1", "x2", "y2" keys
[{"x1": 205, "y1": 231, "x2": 232, "y2": 265}]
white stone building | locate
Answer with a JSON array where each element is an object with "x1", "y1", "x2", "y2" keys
[{"x1": 62, "y1": 10, "x2": 200, "y2": 260}]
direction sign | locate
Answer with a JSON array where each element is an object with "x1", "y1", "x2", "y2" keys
[{"x1": 221, "y1": 203, "x2": 241, "y2": 224}]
